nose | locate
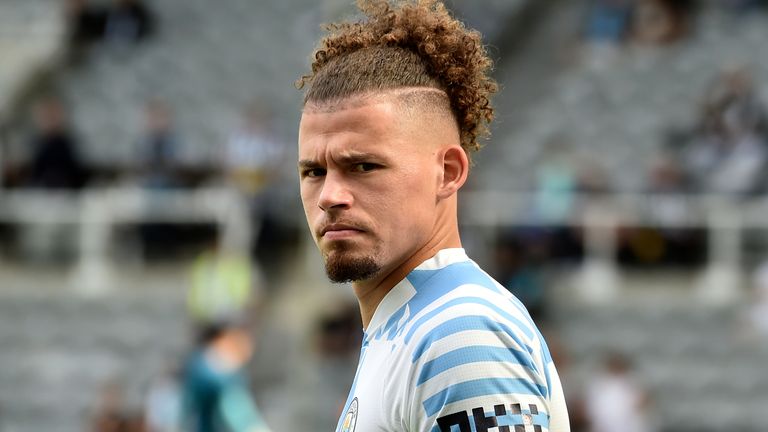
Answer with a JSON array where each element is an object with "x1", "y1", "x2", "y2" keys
[{"x1": 318, "y1": 171, "x2": 353, "y2": 211}]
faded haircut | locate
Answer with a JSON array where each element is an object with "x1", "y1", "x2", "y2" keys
[{"x1": 297, "y1": 0, "x2": 497, "y2": 156}]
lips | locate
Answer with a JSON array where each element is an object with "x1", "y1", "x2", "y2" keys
[{"x1": 319, "y1": 223, "x2": 365, "y2": 238}]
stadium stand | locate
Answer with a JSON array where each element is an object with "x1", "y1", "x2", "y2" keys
[
  {"x1": 555, "y1": 298, "x2": 768, "y2": 432},
  {"x1": 0, "y1": 287, "x2": 187, "y2": 432},
  {"x1": 473, "y1": 1, "x2": 768, "y2": 192},
  {"x1": 0, "y1": 0, "x2": 63, "y2": 125}
]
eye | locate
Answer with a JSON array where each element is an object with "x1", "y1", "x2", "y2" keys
[
  {"x1": 302, "y1": 168, "x2": 326, "y2": 178},
  {"x1": 352, "y1": 163, "x2": 379, "y2": 173}
]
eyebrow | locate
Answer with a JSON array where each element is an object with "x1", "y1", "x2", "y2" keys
[
  {"x1": 337, "y1": 153, "x2": 383, "y2": 165},
  {"x1": 298, "y1": 153, "x2": 384, "y2": 169},
  {"x1": 298, "y1": 159, "x2": 320, "y2": 169}
]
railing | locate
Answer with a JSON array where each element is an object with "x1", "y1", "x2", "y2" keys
[
  {"x1": 0, "y1": 188, "x2": 760, "y2": 302},
  {"x1": 0, "y1": 187, "x2": 251, "y2": 294},
  {"x1": 461, "y1": 191, "x2": 764, "y2": 304}
]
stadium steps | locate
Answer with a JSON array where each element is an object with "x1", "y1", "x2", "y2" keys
[
  {"x1": 474, "y1": 4, "x2": 768, "y2": 192},
  {"x1": 23, "y1": 0, "x2": 534, "y2": 170},
  {"x1": 0, "y1": 0, "x2": 63, "y2": 125},
  {"x1": 0, "y1": 288, "x2": 187, "y2": 432},
  {"x1": 554, "y1": 300, "x2": 768, "y2": 432}
]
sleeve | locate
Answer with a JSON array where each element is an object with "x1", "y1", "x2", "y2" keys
[
  {"x1": 218, "y1": 381, "x2": 272, "y2": 432},
  {"x1": 405, "y1": 313, "x2": 558, "y2": 432}
]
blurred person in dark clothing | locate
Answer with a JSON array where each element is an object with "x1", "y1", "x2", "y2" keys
[
  {"x1": 723, "y1": 0, "x2": 768, "y2": 12},
  {"x1": 65, "y1": 0, "x2": 107, "y2": 62},
  {"x1": 316, "y1": 304, "x2": 363, "y2": 359},
  {"x1": 494, "y1": 235, "x2": 548, "y2": 321},
  {"x1": 182, "y1": 324, "x2": 271, "y2": 432},
  {"x1": 104, "y1": 0, "x2": 155, "y2": 45},
  {"x1": 134, "y1": 99, "x2": 187, "y2": 258},
  {"x1": 221, "y1": 102, "x2": 295, "y2": 269},
  {"x1": 682, "y1": 67, "x2": 768, "y2": 195},
  {"x1": 137, "y1": 99, "x2": 182, "y2": 189},
  {"x1": 24, "y1": 97, "x2": 88, "y2": 189},
  {"x1": 617, "y1": 154, "x2": 706, "y2": 268}
]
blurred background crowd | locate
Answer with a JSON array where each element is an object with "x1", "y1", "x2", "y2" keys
[{"x1": 1, "y1": 0, "x2": 768, "y2": 431}]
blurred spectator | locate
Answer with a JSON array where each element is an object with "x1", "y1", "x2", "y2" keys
[
  {"x1": 682, "y1": 67, "x2": 768, "y2": 195},
  {"x1": 583, "y1": 0, "x2": 693, "y2": 68},
  {"x1": 315, "y1": 303, "x2": 362, "y2": 359},
  {"x1": 647, "y1": 152, "x2": 688, "y2": 196},
  {"x1": 187, "y1": 237, "x2": 258, "y2": 327},
  {"x1": 310, "y1": 303, "x2": 363, "y2": 425},
  {"x1": 65, "y1": 0, "x2": 107, "y2": 62},
  {"x1": 646, "y1": 154, "x2": 706, "y2": 267},
  {"x1": 134, "y1": 99, "x2": 187, "y2": 258},
  {"x1": 137, "y1": 99, "x2": 182, "y2": 189},
  {"x1": 21, "y1": 96, "x2": 88, "y2": 189},
  {"x1": 104, "y1": 0, "x2": 155, "y2": 46},
  {"x1": 144, "y1": 367, "x2": 182, "y2": 432},
  {"x1": 585, "y1": 0, "x2": 633, "y2": 44},
  {"x1": 223, "y1": 104, "x2": 286, "y2": 197},
  {"x1": 221, "y1": 103, "x2": 294, "y2": 270},
  {"x1": 181, "y1": 324, "x2": 271, "y2": 432},
  {"x1": 576, "y1": 159, "x2": 612, "y2": 195},
  {"x1": 617, "y1": 154, "x2": 706, "y2": 267},
  {"x1": 532, "y1": 136, "x2": 577, "y2": 225},
  {"x1": 583, "y1": 0, "x2": 633, "y2": 68},
  {"x1": 499, "y1": 136, "x2": 584, "y2": 283},
  {"x1": 494, "y1": 236, "x2": 547, "y2": 321},
  {"x1": 541, "y1": 330, "x2": 590, "y2": 431},
  {"x1": 585, "y1": 352, "x2": 656, "y2": 432},
  {"x1": 631, "y1": 0, "x2": 693, "y2": 45},
  {"x1": 90, "y1": 380, "x2": 144, "y2": 432},
  {"x1": 721, "y1": 0, "x2": 768, "y2": 13}
]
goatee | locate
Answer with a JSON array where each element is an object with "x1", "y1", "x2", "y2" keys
[{"x1": 324, "y1": 252, "x2": 381, "y2": 283}]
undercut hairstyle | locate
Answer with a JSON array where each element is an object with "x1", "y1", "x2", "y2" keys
[{"x1": 297, "y1": 0, "x2": 498, "y2": 155}]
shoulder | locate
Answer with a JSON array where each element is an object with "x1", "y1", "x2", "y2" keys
[
  {"x1": 393, "y1": 259, "x2": 565, "y2": 431},
  {"x1": 402, "y1": 261, "x2": 540, "y2": 355}
]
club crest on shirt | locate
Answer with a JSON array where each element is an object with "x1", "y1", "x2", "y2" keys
[
  {"x1": 340, "y1": 398, "x2": 358, "y2": 432},
  {"x1": 523, "y1": 413, "x2": 533, "y2": 425}
]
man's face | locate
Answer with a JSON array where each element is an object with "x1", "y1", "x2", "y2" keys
[{"x1": 298, "y1": 96, "x2": 442, "y2": 283}]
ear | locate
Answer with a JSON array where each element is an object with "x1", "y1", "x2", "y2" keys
[{"x1": 437, "y1": 145, "x2": 469, "y2": 200}]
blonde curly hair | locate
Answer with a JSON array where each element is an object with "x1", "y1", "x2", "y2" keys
[{"x1": 297, "y1": 0, "x2": 497, "y2": 155}]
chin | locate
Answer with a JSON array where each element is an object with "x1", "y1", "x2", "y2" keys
[{"x1": 324, "y1": 250, "x2": 381, "y2": 283}]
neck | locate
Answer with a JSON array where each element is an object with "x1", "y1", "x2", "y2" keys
[{"x1": 353, "y1": 209, "x2": 461, "y2": 330}]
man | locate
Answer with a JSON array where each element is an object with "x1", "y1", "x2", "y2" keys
[{"x1": 296, "y1": 1, "x2": 570, "y2": 431}]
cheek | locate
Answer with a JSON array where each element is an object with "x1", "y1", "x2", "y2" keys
[{"x1": 379, "y1": 179, "x2": 435, "y2": 235}]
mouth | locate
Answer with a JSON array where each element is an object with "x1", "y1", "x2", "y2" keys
[{"x1": 319, "y1": 223, "x2": 365, "y2": 240}]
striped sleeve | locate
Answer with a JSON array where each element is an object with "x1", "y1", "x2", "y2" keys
[{"x1": 405, "y1": 302, "x2": 552, "y2": 432}]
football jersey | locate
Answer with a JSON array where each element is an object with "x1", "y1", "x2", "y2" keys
[{"x1": 336, "y1": 248, "x2": 570, "y2": 432}]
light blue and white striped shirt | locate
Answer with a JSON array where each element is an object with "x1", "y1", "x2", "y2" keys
[{"x1": 335, "y1": 248, "x2": 569, "y2": 432}]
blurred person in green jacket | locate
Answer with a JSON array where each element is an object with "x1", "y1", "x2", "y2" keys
[{"x1": 181, "y1": 323, "x2": 271, "y2": 432}]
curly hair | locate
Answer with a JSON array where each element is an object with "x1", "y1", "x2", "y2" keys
[{"x1": 297, "y1": 0, "x2": 497, "y2": 155}]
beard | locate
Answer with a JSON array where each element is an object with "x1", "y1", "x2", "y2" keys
[{"x1": 323, "y1": 247, "x2": 381, "y2": 283}]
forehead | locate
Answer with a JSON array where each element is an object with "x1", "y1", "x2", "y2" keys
[{"x1": 298, "y1": 97, "x2": 404, "y2": 155}]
